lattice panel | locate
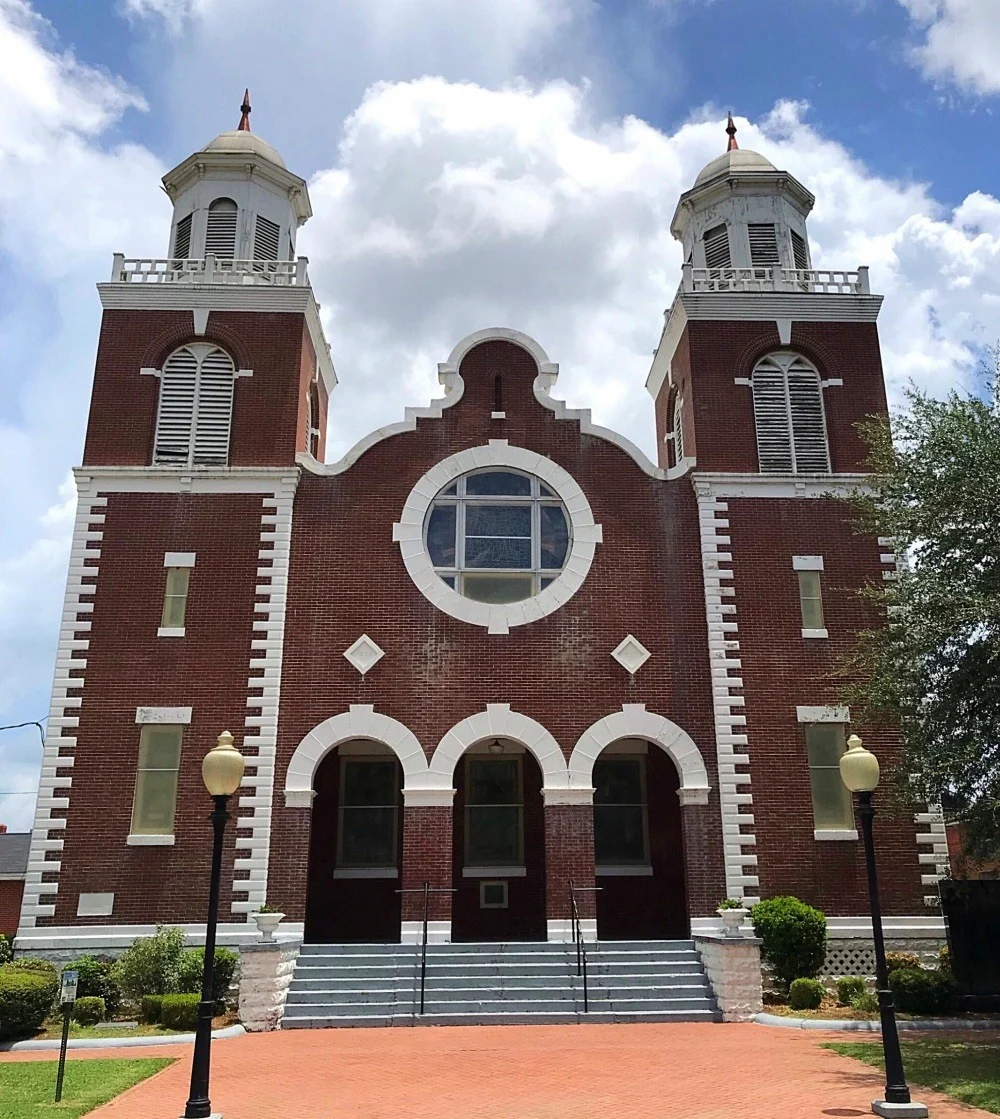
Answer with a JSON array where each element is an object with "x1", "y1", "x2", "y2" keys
[{"x1": 822, "y1": 943, "x2": 876, "y2": 978}]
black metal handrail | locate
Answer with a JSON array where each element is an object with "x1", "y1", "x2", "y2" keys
[
  {"x1": 568, "y1": 879, "x2": 600, "y2": 1013},
  {"x1": 397, "y1": 882, "x2": 456, "y2": 1014}
]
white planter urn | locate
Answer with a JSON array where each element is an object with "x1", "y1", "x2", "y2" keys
[
  {"x1": 717, "y1": 906, "x2": 749, "y2": 938},
  {"x1": 251, "y1": 911, "x2": 286, "y2": 942}
]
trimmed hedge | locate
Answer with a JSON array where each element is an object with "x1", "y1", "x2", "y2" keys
[
  {"x1": 836, "y1": 976, "x2": 867, "y2": 1007},
  {"x1": 140, "y1": 994, "x2": 164, "y2": 1024},
  {"x1": 889, "y1": 967, "x2": 955, "y2": 1015},
  {"x1": 0, "y1": 969, "x2": 55, "y2": 1039},
  {"x1": 0, "y1": 934, "x2": 11, "y2": 966},
  {"x1": 750, "y1": 896, "x2": 827, "y2": 993},
  {"x1": 789, "y1": 977, "x2": 825, "y2": 1010},
  {"x1": 885, "y1": 951, "x2": 921, "y2": 973},
  {"x1": 161, "y1": 993, "x2": 201, "y2": 1031},
  {"x1": 72, "y1": 996, "x2": 106, "y2": 1026},
  {"x1": 176, "y1": 947, "x2": 239, "y2": 1008},
  {"x1": 2, "y1": 959, "x2": 58, "y2": 1007},
  {"x1": 72, "y1": 954, "x2": 121, "y2": 1017}
]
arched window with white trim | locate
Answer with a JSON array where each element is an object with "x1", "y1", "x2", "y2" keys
[
  {"x1": 153, "y1": 344, "x2": 236, "y2": 466},
  {"x1": 205, "y1": 197, "x2": 238, "y2": 257},
  {"x1": 751, "y1": 352, "x2": 830, "y2": 473}
]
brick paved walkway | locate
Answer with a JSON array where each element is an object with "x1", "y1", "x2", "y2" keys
[{"x1": 3, "y1": 1023, "x2": 994, "y2": 1118}]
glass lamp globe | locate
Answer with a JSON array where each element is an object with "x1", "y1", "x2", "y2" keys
[
  {"x1": 202, "y1": 730, "x2": 246, "y2": 796},
  {"x1": 839, "y1": 733, "x2": 880, "y2": 794}
]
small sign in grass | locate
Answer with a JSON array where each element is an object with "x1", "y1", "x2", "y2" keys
[
  {"x1": 825, "y1": 1039, "x2": 1000, "y2": 1115},
  {"x1": 0, "y1": 1056, "x2": 172, "y2": 1119}
]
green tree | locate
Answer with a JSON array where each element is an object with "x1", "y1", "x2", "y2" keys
[{"x1": 844, "y1": 361, "x2": 1000, "y2": 858}]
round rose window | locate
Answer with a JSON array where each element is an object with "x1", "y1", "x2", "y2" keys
[{"x1": 423, "y1": 469, "x2": 570, "y2": 603}]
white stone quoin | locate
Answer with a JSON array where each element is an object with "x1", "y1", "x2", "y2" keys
[
  {"x1": 237, "y1": 939, "x2": 301, "y2": 1032},
  {"x1": 693, "y1": 932, "x2": 763, "y2": 1022}
]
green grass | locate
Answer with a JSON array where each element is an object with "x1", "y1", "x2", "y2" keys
[
  {"x1": 825, "y1": 1039, "x2": 1000, "y2": 1115},
  {"x1": 0, "y1": 1057, "x2": 172, "y2": 1119}
]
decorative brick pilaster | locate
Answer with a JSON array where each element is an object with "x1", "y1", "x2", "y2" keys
[
  {"x1": 693, "y1": 932, "x2": 763, "y2": 1022},
  {"x1": 543, "y1": 797, "x2": 596, "y2": 941},
  {"x1": 680, "y1": 799, "x2": 728, "y2": 921},
  {"x1": 400, "y1": 801, "x2": 453, "y2": 942}
]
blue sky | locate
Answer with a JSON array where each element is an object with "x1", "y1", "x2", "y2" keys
[{"x1": 2, "y1": 0, "x2": 999, "y2": 832}]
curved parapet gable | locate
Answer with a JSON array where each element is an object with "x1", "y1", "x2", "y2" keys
[{"x1": 298, "y1": 326, "x2": 690, "y2": 480}]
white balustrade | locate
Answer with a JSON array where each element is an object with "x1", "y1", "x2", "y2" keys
[
  {"x1": 682, "y1": 264, "x2": 870, "y2": 295},
  {"x1": 109, "y1": 256, "x2": 310, "y2": 287}
]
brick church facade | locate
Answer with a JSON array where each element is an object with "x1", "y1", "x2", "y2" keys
[{"x1": 16, "y1": 109, "x2": 948, "y2": 959}]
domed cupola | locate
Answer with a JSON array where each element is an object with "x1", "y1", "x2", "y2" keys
[
  {"x1": 672, "y1": 114, "x2": 815, "y2": 273},
  {"x1": 161, "y1": 91, "x2": 312, "y2": 263}
]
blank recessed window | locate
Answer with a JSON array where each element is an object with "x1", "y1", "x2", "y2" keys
[
  {"x1": 594, "y1": 757, "x2": 648, "y2": 865},
  {"x1": 131, "y1": 725, "x2": 182, "y2": 835},
  {"x1": 337, "y1": 758, "x2": 399, "y2": 869},
  {"x1": 798, "y1": 570, "x2": 824, "y2": 629},
  {"x1": 161, "y1": 568, "x2": 190, "y2": 628},
  {"x1": 805, "y1": 724, "x2": 854, "y2": 830},
  {"x1": 465, "y1": 757, "x2": 523, "y2": 866}
]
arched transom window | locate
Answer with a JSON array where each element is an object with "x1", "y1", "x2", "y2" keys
[
  {"x1": 153, "y1": 344, "x2": 236, "y2": 466},
  {"x1": 671, "y1": 393, "x2": 685, "y2": 466},
  {"x1": 751, "y1": 352, "x2": 830, "y2": 473},
  {"x1": 425, "y1": 470, "x2": 570, "y2": 604}
]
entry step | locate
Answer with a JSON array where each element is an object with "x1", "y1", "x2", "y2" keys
[{"x1": 281, "y1": 940, "x2": 721, "y2": 1028}]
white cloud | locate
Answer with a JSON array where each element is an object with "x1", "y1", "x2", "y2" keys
[{"x1": 900, "y1": 0, "x2": 1000, "y2": 95}]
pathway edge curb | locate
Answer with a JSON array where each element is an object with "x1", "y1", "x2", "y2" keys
[
  {"x1": 1, "y1": 1023, "x2": 247, "y2": 1052},
  {"x1": 754, "y1": 1012, "x2": 1000, "y2": 1032}
]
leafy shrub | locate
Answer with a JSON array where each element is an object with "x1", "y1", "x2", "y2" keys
[
  {"x1": 176, "y1": 947, "x2": 239, "y2": 1008},
  {"x1": 2, "y1": 958, "x2": 58, "y2": 1006},
  {"x1": 72, "y1": 955, "x2": 121, "y2": 1017},
  {"x1": 140, "y1": 995, "x2": 164, "y2": 1024},
  {"x1": 938, "y1": 946, "x2": 951, "y2": 975},
  {"x1": 761, "y1": 990, "x2": 788, "y2": 1006},
  {"x1": 850, "y1": 988, "x2": 880, "y2": 1013},
  {"x1": 0, "y1": 934, "x2": 12, "y2": 966},
  {"x1": 112, "y1": 926, "x2": 185, "y2": 998},
  {"x1": 161, "y1": 993, "x2": 201, "y2": 1031},
  {"x1": 717, "y1": 898, "x2": 746, "y2": 910},
  {"x1": 836, "y1": 976, "x2": 867, "y2": 1007},
  {"x1": 750, "y1": 896, "x2": 827, "y2": 993},
  {"x1": 789, "y1": 978, "x2": 825, "y2": 1010},
  {"x1": 72, "y1": 996, "x2": 105, "y2": 1026},
  {"x1": 889, "y1": 967, "x2": 955, "y2": 1015},
  {"x1": 885, "y1": 951, "x2": 921, "y2": 973},
  {"x1": 0, "y1": 970, "x2": 55, "y2": 1039}
]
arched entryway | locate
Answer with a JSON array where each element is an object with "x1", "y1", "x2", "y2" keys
[
  {"x1": 591, "y1": 738, "x2": 687, "y2": 940},
  {"x1": 304, "y1": 741, "x2": 403, "y2": 943},
  {"x1": 451, "y1": 741, "x2": 547, "y2": 942}
]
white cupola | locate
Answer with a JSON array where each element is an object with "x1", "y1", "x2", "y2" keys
[
  {"x1": 162, "y1": 91, "x2": 312, "y2": 262},
  {"x1": 672, "y1": 114, "x2": 815, "y2": 272}
]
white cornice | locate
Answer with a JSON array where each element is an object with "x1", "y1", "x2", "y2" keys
[
  {"x1": 646, "y1": 290, "x2": 883, "y2": 400},
  {"x1": 74, "y1": 466, "x2": 299, "y2": 495},
  {"x1": 692, "y1": 472, "x2": 867, "y2": 498},
  {"x1": 96, "y1": 283, "x2": 336, "y2": 393}
]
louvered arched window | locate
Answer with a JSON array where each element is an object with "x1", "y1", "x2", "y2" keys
[
  {"x1": 205, "y1": 198, "x2": 238, "y2": 257},
  {"x1": 671, "y1": 393, "x2": 685, "y2": 466},
  {"x1": 153, "y1": 344, "x2": 236, "y2": 466},
  {"x1": 751, "y1": 352, "x2": 830, "y2": 473}
]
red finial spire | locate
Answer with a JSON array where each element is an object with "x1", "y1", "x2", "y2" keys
[
  {"x1": 726, "y1": 112, "x2": 738, "y2": 151},
  {"x1": 238, "y1": 89, "x2": 251, "y2": 132}
]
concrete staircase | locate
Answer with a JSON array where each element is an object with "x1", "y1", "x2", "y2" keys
[{"x1": 281, "y1": 940, "x2": 721, "y2": 1028}]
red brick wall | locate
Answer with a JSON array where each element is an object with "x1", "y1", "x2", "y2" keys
[
  {"x1": 661, "y1": 319, "x2": 887, "y2": 475},
  {"x1": 401, "y1": 807, "x2": 454, "y2": 923},
  {"x1": 49, "y1": 491, "x2": 263, "y2": 926},
  {"x1": 83, "y1": 310, "x2": 313, "y2": 467},
  {"x1": 727, "y1": 496, "x2": 924, "y2": 914},
  {"x1": 0, "y1": 881, "x2": 23, "y2": 938}
]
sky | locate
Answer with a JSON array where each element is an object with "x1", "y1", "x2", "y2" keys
[{"x1": 1, "y1": 0, "x2": 999, "y2": 832}]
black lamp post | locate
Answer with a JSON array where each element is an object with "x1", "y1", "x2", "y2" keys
[
  {"x1": 183, "y1": 730, "x2": 245, "y2": 1119},
  {"x1": 840, "y1": 735, "x2": 928, "y2": 1119}
]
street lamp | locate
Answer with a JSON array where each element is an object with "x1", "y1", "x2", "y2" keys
[
  {"x1": 182, "y1": 731, "x2": 245, "y2": 1119},
  {"x1": 840, "y1": 735, "x2": 927, "y2": 1119}
]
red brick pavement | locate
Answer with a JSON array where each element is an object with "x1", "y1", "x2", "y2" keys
[{"x1": 3, "y1": 1024, "x2": 993, "y2": 1119}]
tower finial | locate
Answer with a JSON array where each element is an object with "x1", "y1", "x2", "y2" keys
[
  {"x1": 725, "y1": 112, "x2": 738, "y2": 151},
  {"x1": 238, "y1": 89, "x2": 251, "y2": 132}
]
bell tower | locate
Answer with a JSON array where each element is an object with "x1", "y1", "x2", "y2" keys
[{"x1": 644, "y1": 117, "x2": 943, "y2": 922}]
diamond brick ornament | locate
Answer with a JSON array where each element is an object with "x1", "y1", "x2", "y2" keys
[{"x1": 343, "y1": 634, "x2": 385, "y2": 676}]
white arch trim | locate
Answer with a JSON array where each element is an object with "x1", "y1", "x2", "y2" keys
[
  {"x1": 439, "y1": 327, "x2": 557, "y2": 377},
  {"x1": 426, "y1": 704, "x2": 569, "y2": 792},
  {"x1": 568, "y1": 704, "x2": 711, "y2": 804},
  {"x1": 392, "y1": 441, "x2": 602, "y2": 634},
  {"x1": 284, "y1": 705, "x2": 429, "y2": 807}
]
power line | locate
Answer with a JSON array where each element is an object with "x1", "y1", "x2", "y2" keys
[{"x1": 0, "y1": 720, "x2": 46, "y2": 750}]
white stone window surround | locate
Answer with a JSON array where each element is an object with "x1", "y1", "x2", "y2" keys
[
  {"x1": 135, "y1": 706, "x2": 193, "y2": 724},
  {"x1": 393, "y1": 442, "x2": 603, "y2": 635},
  {"x1": 793, "y1": 555, "x2": 828, "y2": 639},
  {"x1": 158, "y1": 552, "x2": 196, "y2": 638},
  {"x1": 796, "y1": 705, "x2": 850, "y2": 723}
]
